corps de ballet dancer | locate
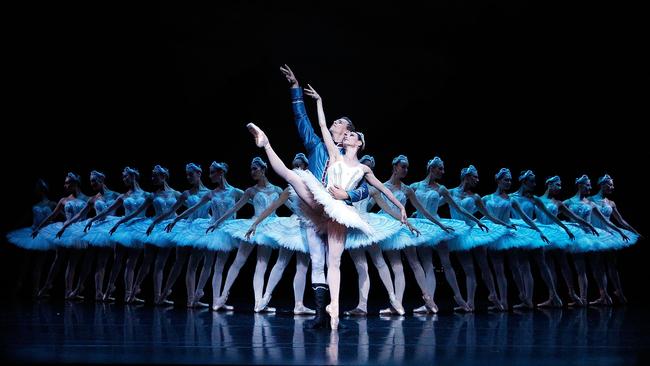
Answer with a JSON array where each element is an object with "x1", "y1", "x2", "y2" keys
[{"x1": 164, "y1": 161, "x2": 242, "y2": 310}]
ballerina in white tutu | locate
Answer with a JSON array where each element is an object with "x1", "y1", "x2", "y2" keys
[
  {"x1": 54, "y1": 170, "x2": 120, "y2": 301},
  {"x1": 246, "y1": 84, "x2": 411, "y2": 329},
  {"x1": 84, "y1": 167, "x2": 148, "y2": 302},
  {"x1": 6, "y1": 179, "x2": 57, "y2": 297},
  {"x1": 32, "y1": 172, "x2": 88, "y2": 298},
  {"x1": 588, "y1": 174, "x2": 641, "y2": 305},
  {"x1": 146, "y1": 162, "x2": 213, "y2": 307}
]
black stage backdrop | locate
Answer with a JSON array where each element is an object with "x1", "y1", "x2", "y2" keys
[{"x1": 1, "y1": 1, "x2": 647, "y2": 307}]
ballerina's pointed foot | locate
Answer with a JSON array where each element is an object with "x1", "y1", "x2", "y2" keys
[
  {"x1": 453, "y1": 295, "x2": 471, "y2": 312},
  {"x1": 613, "y1": 290, "x2": 628, "y2": 305},
  {"x1": 326, "y1": 304, "x2": 339, "y2": 330},
  {"x1": 294, "y1": 304, "x2": 316, "y2": 315},
  {"x1": 422, "y1": 295, "x2": 439, "y2": 314},
  {"x1": 247, "y1": 123, "x2": 269, "y2": 148},
  {"x1": 390, "y1": 295, "x2": 406, "y2": 315}
]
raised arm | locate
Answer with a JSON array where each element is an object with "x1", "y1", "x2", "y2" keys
[
  {"x1": 439, "y1": 187, "x2": 488, "y2": 232},
  {"x1": 206, "y1": 188, "x2": 254, "y2": 233},
  {"x1": 281, "y1": 65, "x2": 321, "y2": 152},
  {"x1": 303, "y1": 84, "x2": 339, "y2": 162},
  {"x1": 511, "y1": 200, "x2": 549, "y2": 243},
  {"x1": 85, "y1": 195, "x2": 124, "y2": 232},
  {"x1": 532, "y1": 197, "x2": 574, "y2": 240},
  {"x1": 245, "y1": 189, "x2": 290, "y2": 239},
  {"x1": 32, "y1": 199, "x2": 65, "y2": 237}
]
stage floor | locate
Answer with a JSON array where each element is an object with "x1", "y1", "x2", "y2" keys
[{"x1": 1, "y1": 301, "x2": 648, "y2": 365}]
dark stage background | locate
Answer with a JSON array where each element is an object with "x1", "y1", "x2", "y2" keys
[{"x1": 1, "y1": 1, "x2": 647, "y2": 308}]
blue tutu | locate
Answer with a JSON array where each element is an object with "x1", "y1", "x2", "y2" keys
[
  {"x1": 379, "y1": 217, "x2": 465, "y2": 251},
  {"x1": 447, "y1": 221, "x2": 508, "y2": 251},
  {"x1": 6, "y1": 227, "x2": 53, "y2": 251},
  {"x1": 83, "y1": 216, "x2": 121, "y2": 247}
]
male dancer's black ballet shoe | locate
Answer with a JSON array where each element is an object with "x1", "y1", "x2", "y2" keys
[
  {"x1": 305, "y1": 283, "x2": 330, "y2": 329},
  {"x1": 247, "y1": 123, "x2": 269, "y2": 148}
]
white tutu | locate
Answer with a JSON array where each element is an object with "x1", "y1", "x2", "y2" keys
[
  {"x1": 379, "y1": 217, "x2": 464, "y2": 251},
  {"x1": 294, "y1": 169, "x2": 375, "y2": 238},
  {"x1": 82, "y1": 216, "x2": 122, "y2": 247},
  {"x1": 447, "y1": 221, "x2": 508, "y2": 251},
  {"x1": 6, "y1": 227, "x2": 53, "y2": 251}
]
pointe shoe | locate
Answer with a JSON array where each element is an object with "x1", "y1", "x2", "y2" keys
[
  {"x1": 453, "y1": 295, "x2": 470, "y2": 312},
  {"x1": 326, "y1": 304, "x2": 339, "y2": 330},
  {"x1": 103, "y1": 285, "x2": 116, "y2": 302},
  {"x1": 379, "y1": 307, "x2": 399, "y2": 315},
  {"x1": 223, "y1": 304, "x2": 234, "y2": 311},
  {"x1": 247, "y1": 123, "x2": 269, "y2": 148},
  {"x1": 95, "y1": 291, "x2": 104, "y2": 301},
  {"x1": 37, "y1": 285, "x2": 52, "y2": 298},
  {"x1": 212, "y1": 295, "x2": 228, "y2": 311},
  {"x1": 389, "y1": 294, "x2": 406, "y2": 315},
  {"x1": 488, "y1": 294, "x2": 505, "y2": 311},
  {"x1": 423, "y1": 295, "x2": 439, "y2": 314},
  {"x1": 255, "y1": 295, "x2": 272, "y2": 313},
  {"x1": 538, "y1": 294, "x2": 563, "y2": 308},
  {"x1": 343, "y1": 308, "x2": 367, "y2": 317},
  {"x1": 294, "y1": 304, "x2": 316, "y2": 315},
  {"x1": 413, "y1": 305, "x2": 430, "y2": 314}
]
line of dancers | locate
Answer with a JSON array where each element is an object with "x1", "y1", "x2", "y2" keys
[{"x1": 6, "y1": 65, "x2": 641, "y2": 330}]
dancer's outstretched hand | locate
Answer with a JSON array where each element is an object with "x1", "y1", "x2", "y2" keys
[
  {"x1": 405, "y1": 220, "x2": 420, "y2": 237},
  {"x1": 84, "y1": 221, "x2": 93, "y2": 232},
  {"x1": 245, "y1": 224, "x2": 257, "y2": 240},
  {"x1": 304, "y1": 84, "x2": 321, "y2": 100},
  {"x1": 55, "y1": 228, "x2": 65, "y2": 239},
  {"x1": 109, "y1": 223, "x2": 120, "y2": 236},
  {"x1": 165, "y1": 221, "x2": 176, "y2": 233},
  {"x1": 441, "y1": 225, "x2": 455, "y2": 234},
  {"x1": 620, "y1": 232, "x2": 630, "y2": 242},
  {"x1": 478, "y1": 222, "x2": 490, "y2": 233},
  {"x1": 565, "y1": 229, "x2": 576, "y2": 241},
  {"x1": 540, "y1": 233, "x2": 550, "y2": 244},
  {"x1": 280, "y1": 64, "x2": 298, "y2": 88}
]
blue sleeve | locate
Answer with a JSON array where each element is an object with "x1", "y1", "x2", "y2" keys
[
  {"x1": 346, "y1": 180, "x2": 369, "y2": 205},
  {"x1": 291, "y1": 87, "x2": 321, "y2": 152}
]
